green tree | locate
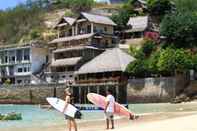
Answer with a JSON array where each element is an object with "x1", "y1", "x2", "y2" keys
[
  {"x1": 157, "y1": 48, "x2": 193, "y2": 75},
  {"x1": 148, "y1": 50, "x2": 160, "y2": 75},
  {"x1": 174, "y1": 49, "x2": 193, "y2": 73},
  {"x1": 192, "y1": 54, "x2": 197, "y2": 71},
  {"x1": 126, "y1": 59, "x2": 148, "y2": 77},
  {"x1": 157, "y1": 48, "x2": 176, "y2": 76},
  {"x1": 147, "y1": 0, "x2": 173, "y2": 16},
  {"x1": 160, "y1": 12, "x2": 197, "y2": 48},
  {"x1": 141, "y1": 39, "x2": 156, "y2": 56},
  {"x1": 0, "y1": 0, "x2": 45, "y2": 44},
  {"x1": 66, "y1": 0, "x2": 95, "y2": 13},
  {"x1": 111, "y1": 0, "x2": 136, "y2": 29},
  {"x1": 174, "y1": 0, "x2": 197, "y2": 13}
]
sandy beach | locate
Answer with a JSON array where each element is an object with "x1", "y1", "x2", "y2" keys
[{"x1": 1, "y1": 111, "x2": 197, "y2": 131}]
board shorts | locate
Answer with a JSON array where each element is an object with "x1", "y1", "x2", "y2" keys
[
  {"x1": 105, "y1": 112, "x2": 114, "y2": 120},
  {"x1": 65, "y1": 115, "x2": 74, "y2": 120}
]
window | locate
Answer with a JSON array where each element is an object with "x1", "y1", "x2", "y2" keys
[
  {"x1": 24, "y1": 49, "x2": 30, "y2": 61},
  {"x1": 18, "y1": 68, "x2": 23, "y2": 73},
  {"x1": 104, "y1": 27, "x2": 107, "y2": 32},
  {"x1": 11, "y1": 56, "x2": 15, "y2": 62},
  {"x1": 93, "y1": 26, "x2": 97, "y2": 32},
  {"x1": 87, "y1": 25, "x2": 91, "y2": 33},
  {"x1": 5, "y1": 56, "x2": 8, "y2": 63},
  {"x1": 17, "y1": 80, "x2": 22, "y2": 84},
  {"x1": 16, "y1": 50, "x2": 22, "y2": 62},
  {"x1": 68, "y1": 29, "x2": 72, "y2": 36},
  {"x1": 27, "y1": 67, "x2": 30, "y2": 72},
  {"x1": 24, "y1": 79, "x2": 30, "y2": 84},
  {"x1": 62, "y1": 75, "x2": 65, "y2": 78},
  {"x1": 24, "y1": 67, "x2": 27, "y2": 72}
]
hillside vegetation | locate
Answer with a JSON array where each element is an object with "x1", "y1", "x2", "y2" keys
[
  {"x1": 126, "y1": 0, "x2": 197, "y2": 78},
  {"x1": 0, "y1": 0, "x2": 97, "y2": 45}
]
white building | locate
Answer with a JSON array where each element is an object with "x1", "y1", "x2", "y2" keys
[{"x1": 0, "y1": 42, "x2": 48, "y2": 85}]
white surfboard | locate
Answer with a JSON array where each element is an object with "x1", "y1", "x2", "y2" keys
[{"x1": 46, "y1": 97, "x2": 78, "y2": 118}]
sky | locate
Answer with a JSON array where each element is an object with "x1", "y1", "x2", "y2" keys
[{"x1": 0, "y1": 0, "x2": 26, "y2": 10}]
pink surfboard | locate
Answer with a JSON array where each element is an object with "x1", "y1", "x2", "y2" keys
[{"x1": 87, "y1": 93, "x2": 135, "y2": 119}]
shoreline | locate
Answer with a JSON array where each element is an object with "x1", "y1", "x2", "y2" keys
[{"x1": 1, "y1": 111, "x2": 197, "y2": 131}]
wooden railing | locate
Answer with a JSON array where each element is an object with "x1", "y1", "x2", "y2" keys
[{"x1": 76, "y1": 77, "x2": 121, "y2": 84}]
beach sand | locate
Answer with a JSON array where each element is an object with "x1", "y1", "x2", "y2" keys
[{"x1": 2, "y1": 111, "x2": 197, "y2": 131}]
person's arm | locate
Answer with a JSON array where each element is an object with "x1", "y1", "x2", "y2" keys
[
  {"x1": 104, "y1": 101, "x2": 110, "y2": 113},
  {"x1": 113, "y1": 101, "x2": 116, "y2": 112},
  {"x1": 62, "y1": 96, "x2": 70, "y2": 113},
  {"x1": 104, "y1": 96, "x2": 110, "y2": 113}
]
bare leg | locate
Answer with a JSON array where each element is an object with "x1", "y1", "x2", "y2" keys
[
  {"x1": 110, "y1": 116, "x2": 114, "y2": 129},
  {"x1": 67, "y1": 120, "x2": 71, "y2": 131},
  {"x1": 106, "y1": 119, "x2": 109, "y2": 129},
  {"x1": 111, "y1": 119, "x2": 114, "y2": 129},
  {"x1": 71, "y1": 119, "x2": 78, "y2": 131}
]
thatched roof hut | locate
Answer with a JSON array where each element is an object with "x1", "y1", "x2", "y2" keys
[{"x1": 75, "y1": 48, "x2": 135, "y2": 74}]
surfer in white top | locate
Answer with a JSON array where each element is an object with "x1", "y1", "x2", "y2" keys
[
  {"x1": 63, "y1": 88, "x2": 78, "y2": 131},
  {"x1": 104, "y1": 89, "x2": 115, "y2": 129}
]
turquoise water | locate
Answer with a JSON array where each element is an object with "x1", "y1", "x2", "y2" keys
[
  {"x1": 0, "y1": 105, "x2": 104, "y2": 128},
  {"x1": 1, "y1": 103, "x2": 197, "y2": 128}
]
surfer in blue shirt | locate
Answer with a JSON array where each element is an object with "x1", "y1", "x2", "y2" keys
[{"x1": 63, "y1": 88, "x2": 78, "y2": 131}]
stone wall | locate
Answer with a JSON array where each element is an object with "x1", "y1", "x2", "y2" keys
[
  {"x1": 0, "y1": 84, "x2": 66, "y2": 104},
  {"x1": 0, "y1": 76, "x2": 189, "y2": 104},
  {"x1": 127, "y1": 76, "x2": 189, "y2": 103}
]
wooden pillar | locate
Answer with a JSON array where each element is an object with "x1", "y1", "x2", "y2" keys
[
  {"x1": 57, "y1": 29, "x2": 60, "y2": 38},
  {"x1": 75, "y1": 23, "x2": 78, "y2": 35},
  {"x1": 116, "y1": 85, "x2": 119, "y2": 102},
  {"x1": 72, "y1": 26, "x2": 75, "y2": 36},
  {"x1": 79, "y1": 87, "x2": 81, "y2": 104},
  {"x1": 97, "y1": 86, "x2": 99, "y2": 94},
  {"x1": 91, "y1": 23, "x2": 94, "y2": 33}
]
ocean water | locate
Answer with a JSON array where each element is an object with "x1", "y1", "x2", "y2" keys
[{"x1": 1, "y1": 103, "x2": 197, "y2": 128}]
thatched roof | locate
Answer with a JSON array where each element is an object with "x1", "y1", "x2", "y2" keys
[
  {"x1": 127, "y1": 16, "x2": 148, "y2": 32},
  {"x1": 55, "y1": 17, "x2": 75, "y2": 28},
  {"x1": 49, "y1": 33, "x2": 94, "y2": 44},
  {"x1": 75, "y1": 48, "x2": 135, "y2": 74},
  {"x1": 80, "y1": 12, "x2": 117, "y2": 26},
  {"x1": 51, "y1": 57, "x2": 82, "y2": 67}
]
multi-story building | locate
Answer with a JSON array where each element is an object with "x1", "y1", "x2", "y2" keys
[
  {"x1": 0, "y1": 42, "x2": 48, "y2": 85},
  {"x1": 46, "y1": 12, "x2": 117, "y2": 84}
]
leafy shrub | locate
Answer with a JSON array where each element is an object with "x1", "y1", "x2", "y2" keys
[
  {"x1": 147, "y1": 50, "x2": 161, "y2": 75},
  {"x1": 147, "y1": 0, "x2": 173, "y2": 16},
  {"x1": 0, "y1": 113, "x2": 22, "y2": 120},
  {"x1": 126, "y1": 59, "x2": 148, "y2": 77},
  {"x1": 141, "y1": 39, "x2": 156, "y2": 56},
  {"x1": 160, "y1": 12, "x2": 197, "y2": 48},
  {"x1": 157, "y1": 48, "x2": 193, "y2": 75}
]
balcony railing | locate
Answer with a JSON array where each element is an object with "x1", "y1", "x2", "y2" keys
[{"x1": 76, "y1": 77, "x2": 121, "y2": 85}]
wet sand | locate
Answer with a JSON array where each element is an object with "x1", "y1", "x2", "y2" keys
[{"x1": 2, "y1": 111, "x2": 197, "y2": 131}]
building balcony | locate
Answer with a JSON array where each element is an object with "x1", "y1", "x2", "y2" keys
[
  {"x1": 75, "y1": 77, "x2": 121, "y2": 85},
  {"x1": 45, "y1": 71, "x2": 75, "y2": 84},
  {"x1": 0, "y1": 60, "x2": 31, "y2": 66},
  {"x1": 14, "y1": 72, "x2": 31, "y2": 76}
]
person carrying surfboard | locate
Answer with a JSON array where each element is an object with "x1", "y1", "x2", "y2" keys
[
  {"x1": 63, "y1": 88, "x2": 78, "y2": 131},
  {"x1": 104, "y1": 89, "x2": 115, "y2": 130}
]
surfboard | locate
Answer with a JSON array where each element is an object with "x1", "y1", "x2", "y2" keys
[
  {"x1": 87, "y1": 93, "x2": 136, "y2": 119},
  {"x1": 46, "y1": 97, "x2": 78, "y2": 118}
]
